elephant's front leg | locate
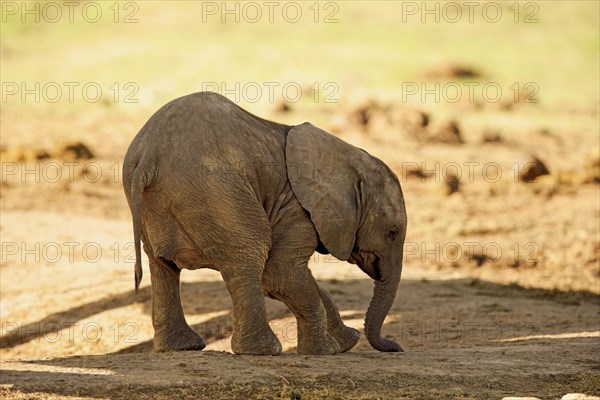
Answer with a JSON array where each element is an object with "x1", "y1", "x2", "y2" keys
[
  {"x1": 317, "y1": 284, "x2": 361, "y2": 352},
  {"x1": 263, "y1": 259, "x2": 340, "y2": 355},
  {"x1": 263, "y1": 234, "x2": 340, "y2": 354},
  {"x1": 221, "y1": 267, "x2": 282, "y2": 355},
  {"x1": 149, "y1": 257, "x2": 205, "y2": 352}
]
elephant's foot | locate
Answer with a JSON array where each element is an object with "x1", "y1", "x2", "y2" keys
[
  {"x1": 297, "y1": 327, "x2": 341, "y2": 355},
  {"x1": 330, "y1": 325, "x2": 361, "y2": 353},
  {"x1": 231, "y1": 327, "x2": 282, "y2": 356},
  {"x1": 154, "y1": 325, "x2": 206, "y2": 352}
]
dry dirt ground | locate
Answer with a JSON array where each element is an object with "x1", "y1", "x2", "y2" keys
[{"x1": 1, "y1": 100, "x2": 599, "y2": 399}]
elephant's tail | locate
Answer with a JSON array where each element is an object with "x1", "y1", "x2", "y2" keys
[{"x1": 130, "y1": 169, "x2": 145, "y2": 292}]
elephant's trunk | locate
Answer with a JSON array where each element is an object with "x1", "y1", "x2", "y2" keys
[{"x1": 364, "y1": 263, "x2": 403, "y2": 352}]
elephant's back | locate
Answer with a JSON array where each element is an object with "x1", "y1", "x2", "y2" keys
[{"x1": 139, "y1": 91, "x2": 288, "y2": 148}]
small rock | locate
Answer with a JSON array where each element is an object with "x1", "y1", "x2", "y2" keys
[
  {"x1": 34, "y1": 149, "x2": 51, "y2": 160},
  {"x1": 425, "y1": 64, "x2": 481, "y2": 79},
  {"x1": 328, "y1": 100, "x2": 382, "y2": 133},
  {"x1": 427, "y1": 119, "x2": 464, "y2": 144},
  {"x1": 445, "y1": 174, "x2": 460, "y2": 195},
  {"x1": 272, "y1": 101, "x2": 291, "y2": 113},
  {"x1": 481, "y1": 129, "x2": 503, "y2": 143},
  {"x1": 390, "y1": 106, "x2": 428, "y2": 125},
  {"x1": 387, "y1": 106, "x2": 430, "y2": 135},
  {"x1": 330, "y1": 99, "x2": 387, "y2": 133},
  {"x1": 418, "y1": 111, "x2": 430, "y2": 127},
  {"x1": 53, "y1": 141, "x2": 94, "y2": 161},
  {"x1": 403, "y1": 165, "x2": 433, "y2": 181},
  {"x1": 349, "y1": 100, "x2": 380, "y2": 127},
  {"x1": 518, "y1": 156, "x2": 550, "y2": 183},
  {"x1": 405, "y1": 169, "x2": 428, "y2": 180},
  {"x1": 470, "y1": 252, "x2": 488, "y2": 267},
  {"x1": 584, "y1": 155, "x2": 599, "y2": 184}
]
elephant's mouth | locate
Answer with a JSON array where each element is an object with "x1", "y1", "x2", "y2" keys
[{"x1": 349, "y1": 250, "x2": 382, "y2": 281}]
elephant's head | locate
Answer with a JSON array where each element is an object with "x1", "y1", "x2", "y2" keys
[{"x1": 286, "y1": 122, "x2": 407, "y2": 352}]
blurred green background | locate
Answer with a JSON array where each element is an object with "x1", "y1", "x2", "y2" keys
[{"x1": 1, "y1": 0, "x2": 598, "y2": 123}]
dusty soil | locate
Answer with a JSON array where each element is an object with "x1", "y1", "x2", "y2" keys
[{"x1": 1, "y1": 99, "x2": 599, "y2": 399}]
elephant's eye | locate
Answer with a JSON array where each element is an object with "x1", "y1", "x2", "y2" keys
[{"x1": 386, "y1": 227, "x2": 398, "y2": 242}]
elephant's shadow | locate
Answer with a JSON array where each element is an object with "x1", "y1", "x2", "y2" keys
[
  {"x1": 4, "y1": 277, "x2": 596, "y2": 354},
  {"x1": 117, "y1": 277, "x2": 370, "y2": 354}
]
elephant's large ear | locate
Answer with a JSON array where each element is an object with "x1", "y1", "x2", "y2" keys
[{"x1": 286, "y1": 122, "x2": 364, "y2": 261}]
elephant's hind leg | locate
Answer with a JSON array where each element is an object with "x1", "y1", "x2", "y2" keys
[{"x1": 149, "y1": 257, "x2": 206, "y2": 352}]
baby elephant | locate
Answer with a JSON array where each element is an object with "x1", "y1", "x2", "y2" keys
[{"x1": 123, "y1": 92, "x2": 407, "y2": 355}]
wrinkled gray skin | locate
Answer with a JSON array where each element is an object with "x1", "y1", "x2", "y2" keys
[{"x1": 123, "y1": 92, "x2": 407, "y2": 355}]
